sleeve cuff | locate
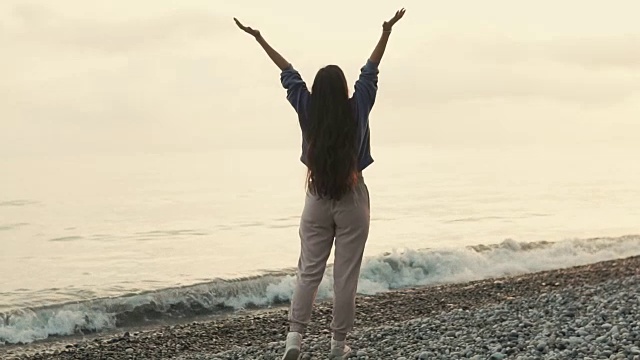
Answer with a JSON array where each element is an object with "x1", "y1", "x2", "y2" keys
[
  {"x1": 281, "y1": 63, "x2": 295, "y2": 73},
  {"x1": 365, "y1": 59, "x2": 380, "y2": 70}
]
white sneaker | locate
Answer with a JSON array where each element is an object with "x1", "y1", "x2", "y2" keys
[
  {"x1": 282, "y1": 332, "x2": 302, "y2": 360},
  {"x1": 329, "y1": 338, "x2": 352, "y2": 359}
]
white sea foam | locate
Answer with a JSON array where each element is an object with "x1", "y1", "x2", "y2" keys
[{"x1": 1, "y1": 235, "x2": 639, "y2": 345}]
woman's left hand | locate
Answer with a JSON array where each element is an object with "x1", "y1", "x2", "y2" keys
[{"x1": 234, "y1": 18, "x2": 261, "y2": 38}]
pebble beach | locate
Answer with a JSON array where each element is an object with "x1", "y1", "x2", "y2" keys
[{"x1": 3, "y1": 255, "x2": 639, "y2": 360}]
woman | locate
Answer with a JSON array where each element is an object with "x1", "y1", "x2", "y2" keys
[{"x1": 234, "y1": 8, "x2": 406, "y2": 359}]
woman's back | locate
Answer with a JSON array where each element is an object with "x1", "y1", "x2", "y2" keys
[{"x1": 280, "y1": 61, "x2": 379, "y2": 199}]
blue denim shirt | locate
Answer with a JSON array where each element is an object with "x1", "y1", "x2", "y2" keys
[{"x1": 280, "y1": 60, "x2": 379, "y2": 171}]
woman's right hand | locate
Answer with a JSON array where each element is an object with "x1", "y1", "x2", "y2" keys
[{"x1": 382, "y1": 8, "x2": 406, "y2": 31}]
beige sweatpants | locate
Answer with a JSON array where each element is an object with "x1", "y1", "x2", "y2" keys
[{"x1": 288, "y1": 174, "x2": 370, "y2": 341}]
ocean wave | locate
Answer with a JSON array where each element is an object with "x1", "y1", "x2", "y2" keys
[{"x1": 1, "y1": 235, "x2": 639, "y2": 345}]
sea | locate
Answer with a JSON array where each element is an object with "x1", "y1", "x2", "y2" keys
[{"x1": 1, "y1": 144, "x2": 639, "y2": 345}]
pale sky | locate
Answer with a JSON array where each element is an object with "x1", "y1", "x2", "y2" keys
[{"x1": 1, "y1": 0, "x2": 639, "y2": 156}]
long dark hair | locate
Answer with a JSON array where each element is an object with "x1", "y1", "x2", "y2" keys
[{"x1": 306, "y1": 65, "x2": 358, "y2": 200}]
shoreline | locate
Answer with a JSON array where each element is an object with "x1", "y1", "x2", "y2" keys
[{"x1": 2, "y1": 255, "x2": 639, "y2": 359}]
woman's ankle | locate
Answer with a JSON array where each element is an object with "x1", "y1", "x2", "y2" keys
[
  {"x1": 289, "y1": 324, "x2": 306, "y2": 336},
  {"x1": 332, "y1": 332, "x2": 347, "y2": 342}
]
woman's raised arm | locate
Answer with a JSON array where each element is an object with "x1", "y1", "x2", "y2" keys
[
  {"x1": 368, "y1": 8, "x2": 406, "y2": 64},
  {"x1": 353, "y1": 8, "x2": 406, "y2": 113},
  {"x1": 234, "y1": 18, "x2": 290, "y2": 71}
]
